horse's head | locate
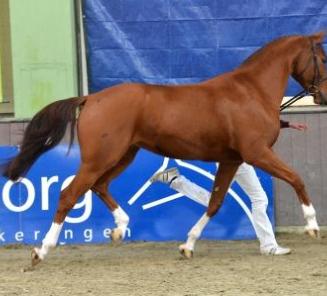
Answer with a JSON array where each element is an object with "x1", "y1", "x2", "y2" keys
[{"x1": 293, "y1": 32, "x2": 327, "y2": 105}]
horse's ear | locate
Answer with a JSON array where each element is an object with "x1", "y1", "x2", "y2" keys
[{"x1": 310, "y1": 31, "x2": 325, "y2": 44}]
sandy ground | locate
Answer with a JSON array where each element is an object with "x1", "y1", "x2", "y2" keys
[{"x1": 0, "y1": 232, "x2": 326, "y2": 296}]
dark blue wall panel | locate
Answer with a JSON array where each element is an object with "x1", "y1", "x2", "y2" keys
[
  {"x1": 83, "y1": 0, "x2": 327, "y2": 94},
  {"x1": 0, "y1": 146, "x2": 273, "y2": 244}
]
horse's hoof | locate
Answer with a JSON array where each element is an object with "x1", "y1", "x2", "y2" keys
[
  {"x1": 306, "y1": 229, "x2": 321, "y2": 239},
  {"x1": 110, "y1": 228, "x2": 123, "y2": 243},
  {"x1": 179, "y1": 244, "x2": 193, "y2": 259},
  {"x1": 31, "y1": 248, "x2": 42, "y2": 267}
]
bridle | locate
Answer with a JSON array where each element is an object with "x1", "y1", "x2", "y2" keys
[{"x1": 280, "y1": 40, "x2": 327, "y2": 111}]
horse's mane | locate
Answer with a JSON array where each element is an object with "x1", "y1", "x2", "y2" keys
[{"x1": 240, "y1": 35, "x2": 303, "y2": 67}]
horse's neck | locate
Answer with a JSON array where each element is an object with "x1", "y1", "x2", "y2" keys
[{"x1": 238, "y1": 44, "x2": 300, "y2": 108}]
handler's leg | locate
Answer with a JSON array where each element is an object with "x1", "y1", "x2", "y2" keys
[
  {"x1": 150, "y1": 167, "x2": 210, "y2": 206},
  {"x1": 234, "y1": 163, "x2": 291, "y2": 255},
  {"x1": 151, "y1": 165, "x2": 290, "y2": 255}
]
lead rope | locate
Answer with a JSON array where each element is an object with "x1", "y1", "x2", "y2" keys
[
  {"x1": 280, "y1": 76, "x2": 327, "y2": 111},
  {"x1": 279, "y1": 89, "x2": 308, "y2": 111}
]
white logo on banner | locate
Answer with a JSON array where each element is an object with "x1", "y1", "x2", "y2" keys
[
  {"x1": 128, "y1": 157, "x2": 254, "y2": 227},
  {"x1": 0, "y1": 157, "x2": 256, "y2": 243},
  {"x1": 2, "y1": 175, "x2": 92, "y2": 223}
]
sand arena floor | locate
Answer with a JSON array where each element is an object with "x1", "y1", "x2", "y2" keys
[{"x1": 0, "y1": 231, "x2": 326, "y2": 296}]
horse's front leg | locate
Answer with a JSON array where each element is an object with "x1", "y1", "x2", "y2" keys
[
  {"x1": 246, "y1": 148, "x2": 320, "y2": 238},
  {"x1": 179, "y1": 163, "x2": 240, "y2": 258}
]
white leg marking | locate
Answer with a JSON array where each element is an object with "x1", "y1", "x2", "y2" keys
[
  {"x1": 35, "y1": 223, "x2": 63, "y2": 260},
  {"x1": 112, "y1": 206, "x2": 129, "y2": 238},
  {"x1": 302, "y1": 204, "x2": 320, "y2": 232},
  {"x1": 183, "y1": 213, "x2": 210, "y2": 251}
]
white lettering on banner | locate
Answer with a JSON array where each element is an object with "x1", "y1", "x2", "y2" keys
[
  {"x1": 15, "y1": 231, "x2": 24, "y2": 241},
  {"x1": 0, "y1": 228, "x2": 131, "y2": 244},
  {"x1": 103, "y1": 228, "x2": 111, "y2": 238},
  {"x1": 34, "y1": 230, "x2": 40, "y2": 240},
  {"x1": 41, "y1": 176, "x2": 59, "y2": 210},
  {"x1": 0, "y1": 232, "x2": 5, "y2": 242},
  {"x1": 64, "y1": 229, "x2": 73, "y2": 240},
  {"x1": 1, "y1": 175, "x2": 92, "y2": 224},
  {"x1": 2, "y1": 178, "x2": 35, "y2": 212},
  {"x1": 84, "y1": 229, "x2": 93, "y2": 242},
  {"x1": 61, "y1": 176, "x2": 92, "y2": 224}
]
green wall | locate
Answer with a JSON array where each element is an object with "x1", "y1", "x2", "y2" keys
[
  {"x1": 10, "y1": 0, "x2": 77, "y2": 118},
  {"x1": 0, "y1": 47, "x2": 2, "y2": 101}
]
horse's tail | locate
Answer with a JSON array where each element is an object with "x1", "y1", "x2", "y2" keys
[{"x1": 3, "y1": 97, "x2": 85, "y2": 181}]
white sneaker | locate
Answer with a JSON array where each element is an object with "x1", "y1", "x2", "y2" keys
[
  {"x1": 261, "y1": 246, "x2": 292, "y2": 256},
  {"x1": 150, "y1": 167, "x2": 180, "y2": 184}
]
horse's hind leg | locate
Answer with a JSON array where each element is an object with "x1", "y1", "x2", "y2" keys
[
  {"x1": 179, "y1": 163, "x2": 240, "y2": 258},
  {"x1": 246, "y1": 148, "x2": 320, "y2": 238},
  {"x1": 91, "y1": 146, "x2": 139, "y2": 242},
  {"x1": 31, "y1": 163, "x2": 107, "y2": 266},
  {"x1": 92, "y1": 178, "x2": 129, "y2": 242}
]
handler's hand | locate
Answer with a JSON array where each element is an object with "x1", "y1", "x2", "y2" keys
[{"x1": 289, "y1": 123, "x2": 307, "y2": 131}]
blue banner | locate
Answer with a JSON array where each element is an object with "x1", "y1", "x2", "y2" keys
[
  {"x1": 83, "y1": 0, "x2": 327, "y2": 95},
  {"x1": 0, "y1": 146, "x2": 272, "y2": 244}
]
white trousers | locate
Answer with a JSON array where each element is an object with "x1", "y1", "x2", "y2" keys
[{"x1": 171, "y1": 163, "x2": 277, "y2": 250}]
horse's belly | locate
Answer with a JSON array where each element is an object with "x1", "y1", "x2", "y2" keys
[{"x1": 138, "y1": 136, "x2": 239, "y2": 162}]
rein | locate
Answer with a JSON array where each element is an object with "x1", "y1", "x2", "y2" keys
[
  {"x1": 280, "y1": 40, "x2": 327, "y2": 111},
  {"x1": 280, "y1": 89, "x2": 308, "y2": 111}
]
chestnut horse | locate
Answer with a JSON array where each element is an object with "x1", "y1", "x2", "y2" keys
[{"x1": 4, "y1": 33, "x2": 327, "y2": 266}]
